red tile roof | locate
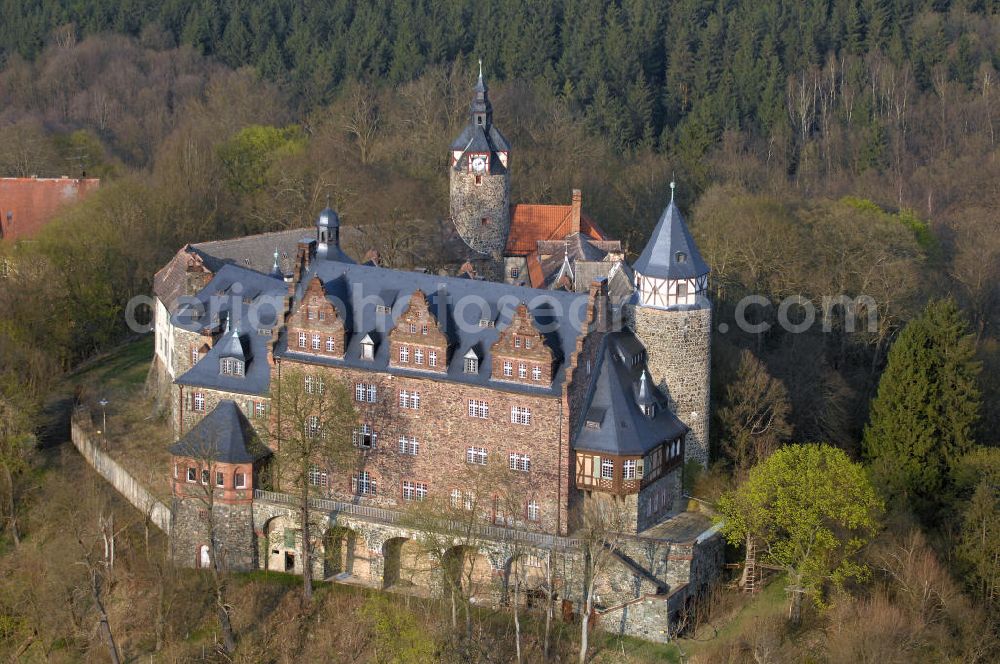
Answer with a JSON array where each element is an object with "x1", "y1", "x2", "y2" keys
[
  {"x1": 0, "y1": 177, "x2": 100, "y2": 241},
  {"x1": 505, "y1": 204, "x2": 606, "y2": 255}
]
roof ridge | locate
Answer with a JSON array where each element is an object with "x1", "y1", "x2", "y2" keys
[{"x1": 192, "y1": 226, "x2": 313, "y2": 248}]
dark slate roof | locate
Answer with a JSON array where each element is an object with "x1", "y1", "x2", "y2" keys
[
  {"x1": 632, "y1": 198, "x2": 709, "y2": 280},
  {"x1": 573, "y1": 331, "x2": 687, "y2": 456},
  {"x1": 317, "y1": 206, "x2": 339, "y2": 228},
  {"x1": 274, "y1": 256, "x2": 590, "y2": 396},
  {"x1": 536, "y1": 234, "x2": 623, "y2": 289},
  {"x1": 217, "y1": 327, "x2": 250, "y2": 361},
  {"x1": 172, "y1": 264, "x2": 288, "y2": 396},
  {"x1": 450, "y1": 124, "x2": 511, "y2": 171},
  {"x1": 169, "y1": 400, "x2": 270, "y2": 463},
  {"x1": 191, "y1": 227, "x2": 314, "y2": 278}
]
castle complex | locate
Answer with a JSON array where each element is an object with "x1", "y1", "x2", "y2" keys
[{"x1": 151, "y1": 71, "x2": 720, "y2": 642}]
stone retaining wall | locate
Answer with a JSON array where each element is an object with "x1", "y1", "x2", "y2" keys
[{"x1": 70, "y1": 407, "x2": 172, "y2": 534}]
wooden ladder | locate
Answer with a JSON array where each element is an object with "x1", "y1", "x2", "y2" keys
[{"x1": 743, "y1": 539, "x2": 761, "y2": 594}]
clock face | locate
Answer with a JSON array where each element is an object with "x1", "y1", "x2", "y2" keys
[{"x1": 471, "y1": 156, "x2": 486, "y2": 173}]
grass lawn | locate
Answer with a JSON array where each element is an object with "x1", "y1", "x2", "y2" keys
[{"x1": 69, "y1": 336, "x2": 175, "y2": 500}]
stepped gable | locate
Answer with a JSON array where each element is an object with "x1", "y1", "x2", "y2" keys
[
  {"x1": 169, "y1": 400, "x2": 270, "y2": 464},
  {"x1": 573, "y1": 331, "x2": 687, "y2": 456},
  {"x1": 275, "y1": 259, "x2": 591, "y2": 396},
  {"x1": 171, "y1": 264, "x2": 287, "y2": 396}
]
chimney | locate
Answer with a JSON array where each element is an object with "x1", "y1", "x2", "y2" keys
[
  {"x1": 588, "y1": 277, "x2": 610, "y2": 332},
  {"x1": 571, "y1": 189, "x2": 582, "y2": 235}
]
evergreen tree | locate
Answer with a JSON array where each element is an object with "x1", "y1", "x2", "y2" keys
[{"x1": 863, "y1": 299, "x2": 981, "y2": 504}]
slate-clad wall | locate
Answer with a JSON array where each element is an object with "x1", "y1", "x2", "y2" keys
[
  {"x1": 627, "y1": 301, "x2": 712, "y2": 467},
  {"x1": 449, "y1": 168, "x2": 510, "y2": 256}
]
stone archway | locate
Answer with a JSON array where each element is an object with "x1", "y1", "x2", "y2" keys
[
  {"x1": 382, "y1": 537, "x2": 408, "y2": 588},
  {"x1": 443, "y1": 545, "x2": 496, "y2": 601},
  {"x1": 262, "y1": 514, "x2": 299, "y2": 574},
  {"x1": 323, "y1": 526, "x2": 359, "y2": 578}
]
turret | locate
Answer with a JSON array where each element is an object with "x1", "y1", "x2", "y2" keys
[
  {"x1": 448, "y1": 62, "x2": 511, "y2": 257},
  {"x1": 626, "y1": 183, "x2": 712, "y2": 467}
]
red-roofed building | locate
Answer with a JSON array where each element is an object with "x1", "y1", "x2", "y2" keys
[
  {"x1": 502, "y1": 189, "x2": 623, "y2": 290},
  {"x1": 0, "y1": 176, "x2": 100, "y2": 241}
]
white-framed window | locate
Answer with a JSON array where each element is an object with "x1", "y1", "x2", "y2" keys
[
  {"x1": 402, "y1": 480, "x2": 427, "y2": 501},
  {"x1": 306, "y1": 415, "x2": 320, "y2": 438},
  {"x1": 353, "y1": 424, "x2": 376, "y2": 449},
  {"x1": 428, "y1": 350, "x2": 437, "y2": 367},
  {"x1": 352, "y1": 471, "x2": 376, "y2": 496},
  {"x1": 216, "y1": 471, "x2": 224, "y2": 487},
  {"x1": 527, "y1": 500, "x2": 540, "y2": 522},
  {"x1": 466, "y1": 447, "x2": 487, "y2": 465},
  {"x1": 305, "y1": 375, "x2": 324, "y2": 395},
  {"x1": 532, "y1": 366, "x2": 542, "y2": 381},
  {"x1": 509, "y1": 452, "x2": 531, "y2": 472},
  {"x1": 409, "y1": 323, "x2": 417, "y2": 334},
  {"x1": 399, "y1": 345, "x2": 409, "y2": 363},
  {"x1": 503, "y1": 360, "x2": 512, "y2": 377},
  {"x1": 414, "y1": 348, "x2": 423, "y2": 364},
  {"x1": 186, "y1": 467, "x2": 196, "y2": 482},
  {"x1": 234, "y1": 472, "x2": 246, "y2": 489},
  {"x1": 191, "y1": 346, "x2": 200, "y2": 365},
  {"x1": 468, "y1": 399, "x2": 489, "y2": 418},
  {"x1": 601, "y1": 458, "x2": 614, "y2": 480},
  {"x1": 361, "y1": 338, "x2": 375, "y2": 360},
  {"x1": 450, "y1": 489, "x2": 462, "y2": 508},
  {"x1": 398, "y1": 436, "x2": 419, "y2": 455},
  {"x1": 355, "y1": 383, "x2": 377, "y2": 402},
  {"x1": 514, "y1": 336, "x2": 522, "y2": 348},
  {"x1": 464, "y1": 356, "x2": 478, "y2": 374},
  {"x1": 511, "y1": 406, "x2": 531, "y2": 425},
  {"x1": 623, "y1": 459, "x2": 637, "y2": 480},
  {"x1": 297, "y1": 332, "x2": 307, "y2": 348},
  {"x1": 399, "y1": 389, "x2": 420, "y2": 410},
  {"x1": 254, "y1": 401, "x2": 268, "y2": 418},
  {"x1": 510, "y1": 267, "x2": 520, "y2": 279},
  {"x1": 311, "y1": 334, "x2": 321, "y2": 350},
  {"x1": 307, "y1": 307, "x2": 317, "y2": 321},
  {"x1": 518, "y1": 363, "x2": 527, "y2": 379},
  {"x1": 193, "y1": 392, "x2": 206, "y2": 412},
  {"x1": 325, "y1": 336, "x2": 335, "y2": 352},
  {"x1": 421, "y1": 324, "x2": 428, "y2": 335},
  {"x1": 201, "y1": 468, "x2": 209, "y2": 485},
  {"x1": 525, "y1": 338, "x2": 533, "y2": 349},
  {"x1": 220, "y1": 358, "x2": 244, "y2": 376},
  {"x1": 308, "y1": 464, "x2": 328, "y2": 487}
]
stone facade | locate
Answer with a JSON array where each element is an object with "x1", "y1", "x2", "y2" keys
[
  {"x1": 627, "y1": 300, "x2": 712, "y2": 466},
  {"x1": 170, "y1": 497, "x2": 257, "y2": 572},
  {"x1": 449, "y1": 167, "x2": 510, "y2": 257}
]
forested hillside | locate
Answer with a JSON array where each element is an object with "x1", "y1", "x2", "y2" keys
[{"x1": 0, "y1": 1, "x2": 997, "y2": 661}]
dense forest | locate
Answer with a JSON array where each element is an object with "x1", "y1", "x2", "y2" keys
[{"x1": 0, "y1": 0, "x2": 998, "y2": 661}]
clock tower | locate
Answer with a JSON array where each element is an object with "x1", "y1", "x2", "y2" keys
[{"x1": 449, "y1": 63, "x2": 511, "y2": 257}]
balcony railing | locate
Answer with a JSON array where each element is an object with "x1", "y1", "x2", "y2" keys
[{"x1": 254, "y1": 489, "x2": 584, "y2": 550}]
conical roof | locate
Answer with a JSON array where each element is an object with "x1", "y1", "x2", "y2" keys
[
  {"x1": 169, "y1": 400, "x2": 270, "y2": 464},
  {"x1": 632, "y1": 188, "x2": 709, "y2": 280},
  {"x1": 217, "y1": 326, "x2": 249, "y2": 361}
]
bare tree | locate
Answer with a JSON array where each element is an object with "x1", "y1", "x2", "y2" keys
[
  {"x1": 577, "y1": 498, "x2": 628, "y2": 664},
  {"x1": 264, "y1": 366, "x2": 357, "y2": 605},
  {"x1": 344, "y1": 83, "x2": 381, "y2": 165}
]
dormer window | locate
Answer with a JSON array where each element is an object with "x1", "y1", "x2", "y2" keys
[
  {"x1": 220, "y1": 358, "x2": 244, "y2": 376},
  {"x1": 675, "y1": 251, "x2": 687, "y2": 263},
  {"x1": 360, "y1": 334, "x2": 375, "y2": 361},
  {"x1": 642, "y1": 403, "x2": 656, "y2": 418},
  {"x1": 463, "y1": 348, "x2": 479, "y2": 374}
]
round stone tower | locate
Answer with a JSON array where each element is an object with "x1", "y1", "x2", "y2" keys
[
  {"x1": 626, "y1": 183, "x2": 712, "y2": 467},
  {"x1": 448, "y1": 64, "x2": 511, "y2": 257}
]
